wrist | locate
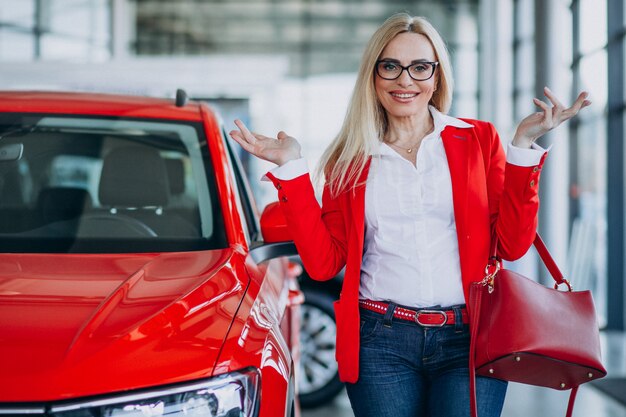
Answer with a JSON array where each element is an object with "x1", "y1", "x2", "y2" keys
[
  {"x1": 276, "y1": 153, "x2": 302, "y2": 166},
  {"x1": 512, "y1": 133, "x2": 534, "y2": 149}
]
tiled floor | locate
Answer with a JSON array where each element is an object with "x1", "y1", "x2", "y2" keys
[{"x1": 302, "y1": 331, "x2": 626, "y2": 417}]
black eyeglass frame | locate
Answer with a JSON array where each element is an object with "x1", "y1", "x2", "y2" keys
[{"x1": 375, "y1": 60, "x2": 439, "y2": 81}]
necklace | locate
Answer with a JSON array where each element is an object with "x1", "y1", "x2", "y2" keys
[{"x1": 385, "y1": 140, "x2": 419, "y2": 154}]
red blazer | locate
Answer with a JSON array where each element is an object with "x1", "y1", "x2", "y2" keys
[{"x1": 265, "y1": 119, "x2": 546, "y2": 383}]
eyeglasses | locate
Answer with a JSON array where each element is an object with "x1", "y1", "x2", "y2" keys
[{"x1": 375, "y1": 60, "x2": 439, "y2": 81}]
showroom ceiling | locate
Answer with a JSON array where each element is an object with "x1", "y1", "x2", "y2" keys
[{"x1": 133, "y1": 0, "x2": 478, "y2": 76}]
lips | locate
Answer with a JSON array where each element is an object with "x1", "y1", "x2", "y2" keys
[
  {"x1": 388, "y1": 90, "x2": 420, "y2": 103},
  {"x1": 391, "y1": 92, "x2": 418, "y2": 99}
]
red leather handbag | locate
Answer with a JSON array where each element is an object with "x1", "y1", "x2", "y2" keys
[{"x1": 469, "y1": 234, "x2": 607, "y2": 417}]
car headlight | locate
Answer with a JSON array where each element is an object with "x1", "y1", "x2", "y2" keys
[{"x1": 50, "y1": 368, "x2": 260, "y2": 417}]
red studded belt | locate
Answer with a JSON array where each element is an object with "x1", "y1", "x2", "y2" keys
[{"x1": 359, "y1": 299, "x2": 469, "y2": 327}]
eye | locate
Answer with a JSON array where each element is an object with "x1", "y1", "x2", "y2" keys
[
  {"x1": 380, "y1": 61, "x2": 399, "y2": 71},
  {"x1": 410, "y1": 63, "x2": 430, "y2": 73}
]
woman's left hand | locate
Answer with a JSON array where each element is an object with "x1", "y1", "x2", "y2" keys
[{"x1": 513, "y1": 86, "x2": 591, "y2": 148}]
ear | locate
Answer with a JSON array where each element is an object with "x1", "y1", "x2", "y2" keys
[{"x1": 430, "y1": 81, "x2": 439, "y2": 106}]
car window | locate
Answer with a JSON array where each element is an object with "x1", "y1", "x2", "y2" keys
[
  {"x1": 224, "y1": 132, "x2": 260, "y2": 242},
  {"x1": 0, "y1": 114, "x2": 227, "y2": 253}
]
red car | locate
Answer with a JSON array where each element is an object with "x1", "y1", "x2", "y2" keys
[{"x1": 0, "y1": 91, "x2": 302, "y2": 417}]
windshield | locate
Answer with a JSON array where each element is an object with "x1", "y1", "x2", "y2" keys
[{"x1": 0, "y1": 114, "x2": 227, "y2": 253}]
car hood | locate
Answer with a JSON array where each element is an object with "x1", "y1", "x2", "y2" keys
[{"x1": 0, "y1": 249, "x2": 248, "y2": 402}]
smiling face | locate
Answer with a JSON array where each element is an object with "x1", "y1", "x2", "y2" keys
[{"x1": 374, "y1": 32, "x2": 438, "y2": 120}]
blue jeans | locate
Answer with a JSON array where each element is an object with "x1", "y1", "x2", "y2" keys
[{"x1": 345, "y1": 304, "x2": 507, "y2": 417}]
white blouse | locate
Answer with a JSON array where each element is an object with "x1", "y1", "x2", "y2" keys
[
  {"x1": 265, "y1": 107, "x2": 546, "y2": 308},
  {"x1": 359, "y1": 110, "x2": 472, "y2": 308}
]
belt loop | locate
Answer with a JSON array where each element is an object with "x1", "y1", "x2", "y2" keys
[
  {"x1": 453, "y1": 305, "x2": 464, "y2": 333},
  {"x1": 383, "y1": 302, "x2": 397, "y2": 328}
]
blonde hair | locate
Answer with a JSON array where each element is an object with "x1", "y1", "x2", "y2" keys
[{"x1": 316, "y1": 13, "x2": 454, "y2": 197}]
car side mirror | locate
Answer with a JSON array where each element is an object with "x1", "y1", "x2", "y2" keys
[
  {"x1": 260, "y1": 201, "x2": 292, "y2": 243},
  {"x1": 251, "y1": 202, "x2": 297, "y2": 263}
]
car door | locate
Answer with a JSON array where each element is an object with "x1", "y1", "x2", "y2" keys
[{"x1": 223, "y1": 135, "x2": 303, "y2": 354}]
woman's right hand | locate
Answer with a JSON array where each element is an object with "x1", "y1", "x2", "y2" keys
[{"x1": 229, "y1": 119, "x2": 302, "y2": 166}]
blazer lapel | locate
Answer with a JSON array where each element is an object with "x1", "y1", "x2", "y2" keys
[{"x1": 442, "y1": 126, "x2": 471, "y2": 239}]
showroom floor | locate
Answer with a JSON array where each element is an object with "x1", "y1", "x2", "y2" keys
[{"x1": 302, "y1": 331, "x2": 626, "y2": 417}]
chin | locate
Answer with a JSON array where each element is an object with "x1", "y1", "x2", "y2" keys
[{"x1": 385, "y1": 106, "x2": 426, "y2": 119}]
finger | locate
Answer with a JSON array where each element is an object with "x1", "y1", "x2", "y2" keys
[
  {"x1": 570, "y1": 91, "x2": 588, "y2": 110},
  {"x1": 543, "y1": 86, "x2": 564, "y2": 110},
  {"x1": 234, "y1": 121, "x2": 277, "y2": 145},
  {"x1": 533, "y1": 97, "x2": 550, "y2": 111},
  {"x1": 543, "y1": 87, "x2": 565, "y2": 110},
  {"x1": 229, "y1": 130, "x2": 255, "y2": 152},
  {"x1": 234, "y1": 119, "x2": 257, "y2": 143},
  {"x1": 544, "y1": 87, "x2": 564, "y2": 125},
  {"x1": 229, "y1": 130, "x2": 242, "y2": 141},
  {"x1": 533, "y1": 97, "x2": 553, "y2": 127},
  {"x1": 573, "y1": 91, "x2": 590, "y2": 110},
  {"x1": 277, "y1": 131, "x2": 290, "y2": 140},
  {"x1": 562, "y1": 91, "x2": 590, "y2": 120}
]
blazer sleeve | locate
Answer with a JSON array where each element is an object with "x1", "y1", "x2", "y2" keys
[
  {"x1": 485, "y1": 122, "x2": 547, "y2": 260},
  {"x1": 264, "y1": 172, "x2": 348, "y2": 280}
]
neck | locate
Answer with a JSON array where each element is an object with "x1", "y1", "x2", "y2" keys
[{"x1": 385, "y1": 108, "x2": 434, "y2": 146}]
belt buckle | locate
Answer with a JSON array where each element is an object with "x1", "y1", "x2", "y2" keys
[{"x1": 415, "y1": 310, "x2": 448, "y2": 327}]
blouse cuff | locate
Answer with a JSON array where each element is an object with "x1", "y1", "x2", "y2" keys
[
  {"x1": 261, "y1": 157, "x2": 309, "y2": 181},
  {"x1": 506, "y1": 142, "x2": 551, "y2": 167}
]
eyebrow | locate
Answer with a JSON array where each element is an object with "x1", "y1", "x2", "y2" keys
[{"x1": 378, "y1": 58, "x2": 433, "y2": 64}]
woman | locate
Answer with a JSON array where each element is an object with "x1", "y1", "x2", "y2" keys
[{"x1": 230, "y1": 13, "x2": 590, "y2": 417}]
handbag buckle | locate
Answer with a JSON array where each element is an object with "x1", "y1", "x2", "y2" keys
[
  {"x1": 415, "y1": 310, "x2": 448, "y2": 327},
  {"x1": 481, "y1": 260, "x2": 501, "y2": 293},
  {"x1": 554, "y1": 278, "x2": 573, "y2": 292}
]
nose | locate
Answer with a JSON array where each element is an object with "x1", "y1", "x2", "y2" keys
[{"x1": 396, "y1": 68, "x2": 414, "y2": 87}]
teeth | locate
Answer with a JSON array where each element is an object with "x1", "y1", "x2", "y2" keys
[{"x1": 392, "y1": 93, "x2": 417, "y2": 98}]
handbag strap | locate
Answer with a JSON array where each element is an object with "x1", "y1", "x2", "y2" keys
[
  {"x1": 566, "y1": 387, "x2": 579, "y2": 417},
  {"x1": 489, "y1": 232, "x2": 571, "y2": 289},
  {"x1": 468, "y1": 283, "x2": 482, "y2": 417}
]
